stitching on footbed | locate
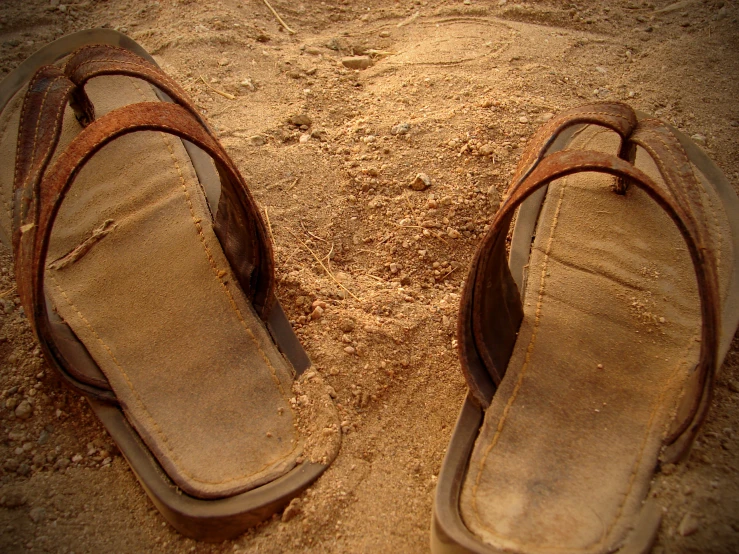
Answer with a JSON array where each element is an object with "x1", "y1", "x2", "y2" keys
[
  {"x1": 46, "y1": 77, "x2": 299, "y2": 487},
  {"x1": 469, "y1": 139, "x2": 701, "y2": 551}
]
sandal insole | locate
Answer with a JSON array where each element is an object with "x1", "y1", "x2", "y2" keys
[
  {"x1": 460, "y1": 126, "x2": 731, "y2": 552},
  {"x1": 45, "y1": 76, "x2": 301, "y2": 499}
]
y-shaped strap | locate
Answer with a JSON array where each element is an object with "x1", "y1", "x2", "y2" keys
[
  {"x1": 459, "y1": 103, "x2": 640, "y2": 404},
  {"x1": 63, "y1": 44, "x2": 205, "y2": 125},
  {"x1": 15, "y1": 100, "x2": 275, "y2": 366},
  {"x1": 460, "y1": 106, "x2": 720, "y2": 459}
]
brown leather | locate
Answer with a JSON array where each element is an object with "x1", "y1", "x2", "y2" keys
[
  {"x1": 64, "y1": 44, "x2": 203, "y2": 124},
  {"x1": 62, "y1": 44, "x2": 276, "y2": 320},
  {"x1": 459, "y1": 103, "x2": 720, "y2": 457},
  {"x1": 11, "y1": 52, "x2": 276, "y2": 398},
  {"x1": 510, "y1": 102, "x2": 638, "y2": 188},
  {"x1": 459, "y1": 102, "x2": 640, "y2": 407},
  {"x1": 12, "y1": 65, "x2": 76, "y2": 336}
]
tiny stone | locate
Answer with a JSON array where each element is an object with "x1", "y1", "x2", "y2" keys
[
  {"x1": 299, "y1": 133, "x2": 311, "y2": 144},
  {"x1": 54, "y1": 457, "x2": 70, "y2": 470},
  {"x1": 71, "y1": 454, "x2": 83, "y2": 463},
  {"x1": 410, "y1": 173, "x2": 431, "y2": 191},
  {"x1": 310, "y1": 306, "x2": 324, "y2": 320},
  {"x1": 288, "y1": 114, "x2": 312, "y2": 127},
  {"x1": 339, "y1": 318, "x2": 355, "y2": 333},
  {"x1": 391, "y1": 122, "x2": 411, "y2": 136},
  {"x1": 691, "y1": 134, "x2": 706, "y2": 146},
  {"x1": 379, "y1": 31, "x2": 390, "y2": 38},
  {"x1": 15, "y1": 401, "x2": 32, "y2": 420},
  {"x1": 218, "y1": 58, "x2": 230, "y2": 66},
  {"x1": 677, "y1": 513, "x2": 700, "y2": 537},
  {"x1": 341, "y1": 56, "x2": 373, "y2": 70},
  {"x1": 29, "y1": 507, "x2": 46, "y2": 523},
  {"x1": 597, "y1": 363, "x2": 604, "y2": 369},
  {"x1": 16, "y1": 463, "x2": 30, "y2": 476},
  {"x1": 310, "y1": 128, "x2": 328, "y2": 141},
  {"x1": 5, "y1": 397, "x2": 18, "y2": 410},
  {"x1": 248, "y1": 135, "x2": 266, "y2": 146},
  {"x1": 447, "y1": 228, "x2": 460, "y2": 239},
  {"x1": 661, "y1": 463, "x2": 677, "y2": 475},
  {"x1": 519, "y1": 116, "x2": 529, "y2": 124},
  {"x1": 344, "y1": 346, "x2": 356, "y2": 355},
  {"x1": 478, "y1": 144, "x2": 494, "y2": 156},
  {"x1": 281, "y1": 498, "x2": 302, "y2": 522}
]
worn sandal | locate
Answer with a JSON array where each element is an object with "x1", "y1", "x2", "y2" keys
[
  {"x1": 432, "y1": 102, "x2": 739, "y2": 553},
  {"x1": 0, "y1": 30, "x2": 340, "y2": 541}
]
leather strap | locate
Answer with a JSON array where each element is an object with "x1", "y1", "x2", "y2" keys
[
  {"x1": 12, "y1": 62, "x2": 276, "y2": 399},
  {"x1": 64, "y1": 44, "x2": 204, "y2": 124},
  {"x1": 460, "y1": 103, "x2": 640, "y2": 406},
  {"x1": 17, "y1": 101, "x2": 274, "y2": 337},
  {"x1": 12, "y1": 66, "x2": 76, "y2": 334},
  {"x1": 510, "y1": 102, "x2": 638, "y2": 188},
  {"x1": 460, "y1": 105, "x2": 720, "y2": 459}
]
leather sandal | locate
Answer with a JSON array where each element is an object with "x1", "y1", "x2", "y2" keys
[
  {"x1": 432, "y1": 102, "x2": 739, "y2": 554},
  {"x1": 0, "y1": 30, "x2": 340, "y2": 541}
]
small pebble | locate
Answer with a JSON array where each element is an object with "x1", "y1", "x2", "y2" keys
[
  {"x1": 677, "y1": 513, "x2": 700, "y2": 537},
  {"x1": 341, "y1": 56, "x2": 373, "y2": 70},
  {"x1": 410, "y1": 173, "x2": 431, "y2": 191},
  {"x1": 29, "y1": 507, "x2": 46, "y2": 523},
  {"x1": 15, "y1": 401, "x2": 32, "y2": 420},
  {"x1": 310, "y1": 306, "x2": 324, "y2": 320},
  {"x1": 288, "y1": 114, "x2": 312, "y2": 127},
  {"x1": 299, "y1": 133, "x2": 311, "y2": 144},
  {"x1": 281, "y1": 498, "x2": 302, "y2": 522},
  {"x1": 391, "y1": 122, "x2": 411, "y2": 136},
  {"x1": 339, "y1": 318, "x2": 355, "y2": 333},
  {"x1": 447, "y1": 228, "x2": 460, "y2": 239},
  {"x1": 344, "y1": 346, "x2": 356, "y2": 355},
  {"x1": 248, "y1": 135, "x2": 266, "y2": 146}
]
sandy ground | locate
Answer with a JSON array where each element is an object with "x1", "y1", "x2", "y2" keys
[{"x1": 0, "y1": 0, "x2": 738, "y2": 552}]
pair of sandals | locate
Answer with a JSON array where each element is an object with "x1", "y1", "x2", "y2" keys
[{"x1": 1, "y1": 31, "x2": 736, "y2": 553}]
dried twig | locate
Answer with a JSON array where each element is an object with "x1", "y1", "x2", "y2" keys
[
  {"x1": 288, "y1": 229, "x2": 360, "y2": 301},
  {"x1": 397, "y1": 11, "x2": 419, "y2": 28},
  {"x1": 262, "y1": 0, "x2": 296, "y2": 34},
  {"x1": 285, "y1": 177, "x2": 300, "y2": 191},
  {"x1": 438, "y1": 266, "x2": 458, "y2": 282},
  {"x1": 0, "y1": 285, "x2": 16, "y2": 298},
  {"x1": 263, "y1": 207, "x2": 275, "y2": 244},
  {"x1": 300, "y1": 220, "x2": 327, "y2": 243},
  {"x1": 199, "y1": 76, "x2": 236, "y2": 100}
]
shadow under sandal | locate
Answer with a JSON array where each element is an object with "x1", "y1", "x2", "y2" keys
[
  {"x1": 432, "y1": 102, "x2": 739, "y2": 554},
  {"x1": 0, "y1": 30, "x2": 340, "y2": 541}
]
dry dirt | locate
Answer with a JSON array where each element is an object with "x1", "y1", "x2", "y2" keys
[{"x1": 0, "y1": 0, "x2": 738, "y2": 552}]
